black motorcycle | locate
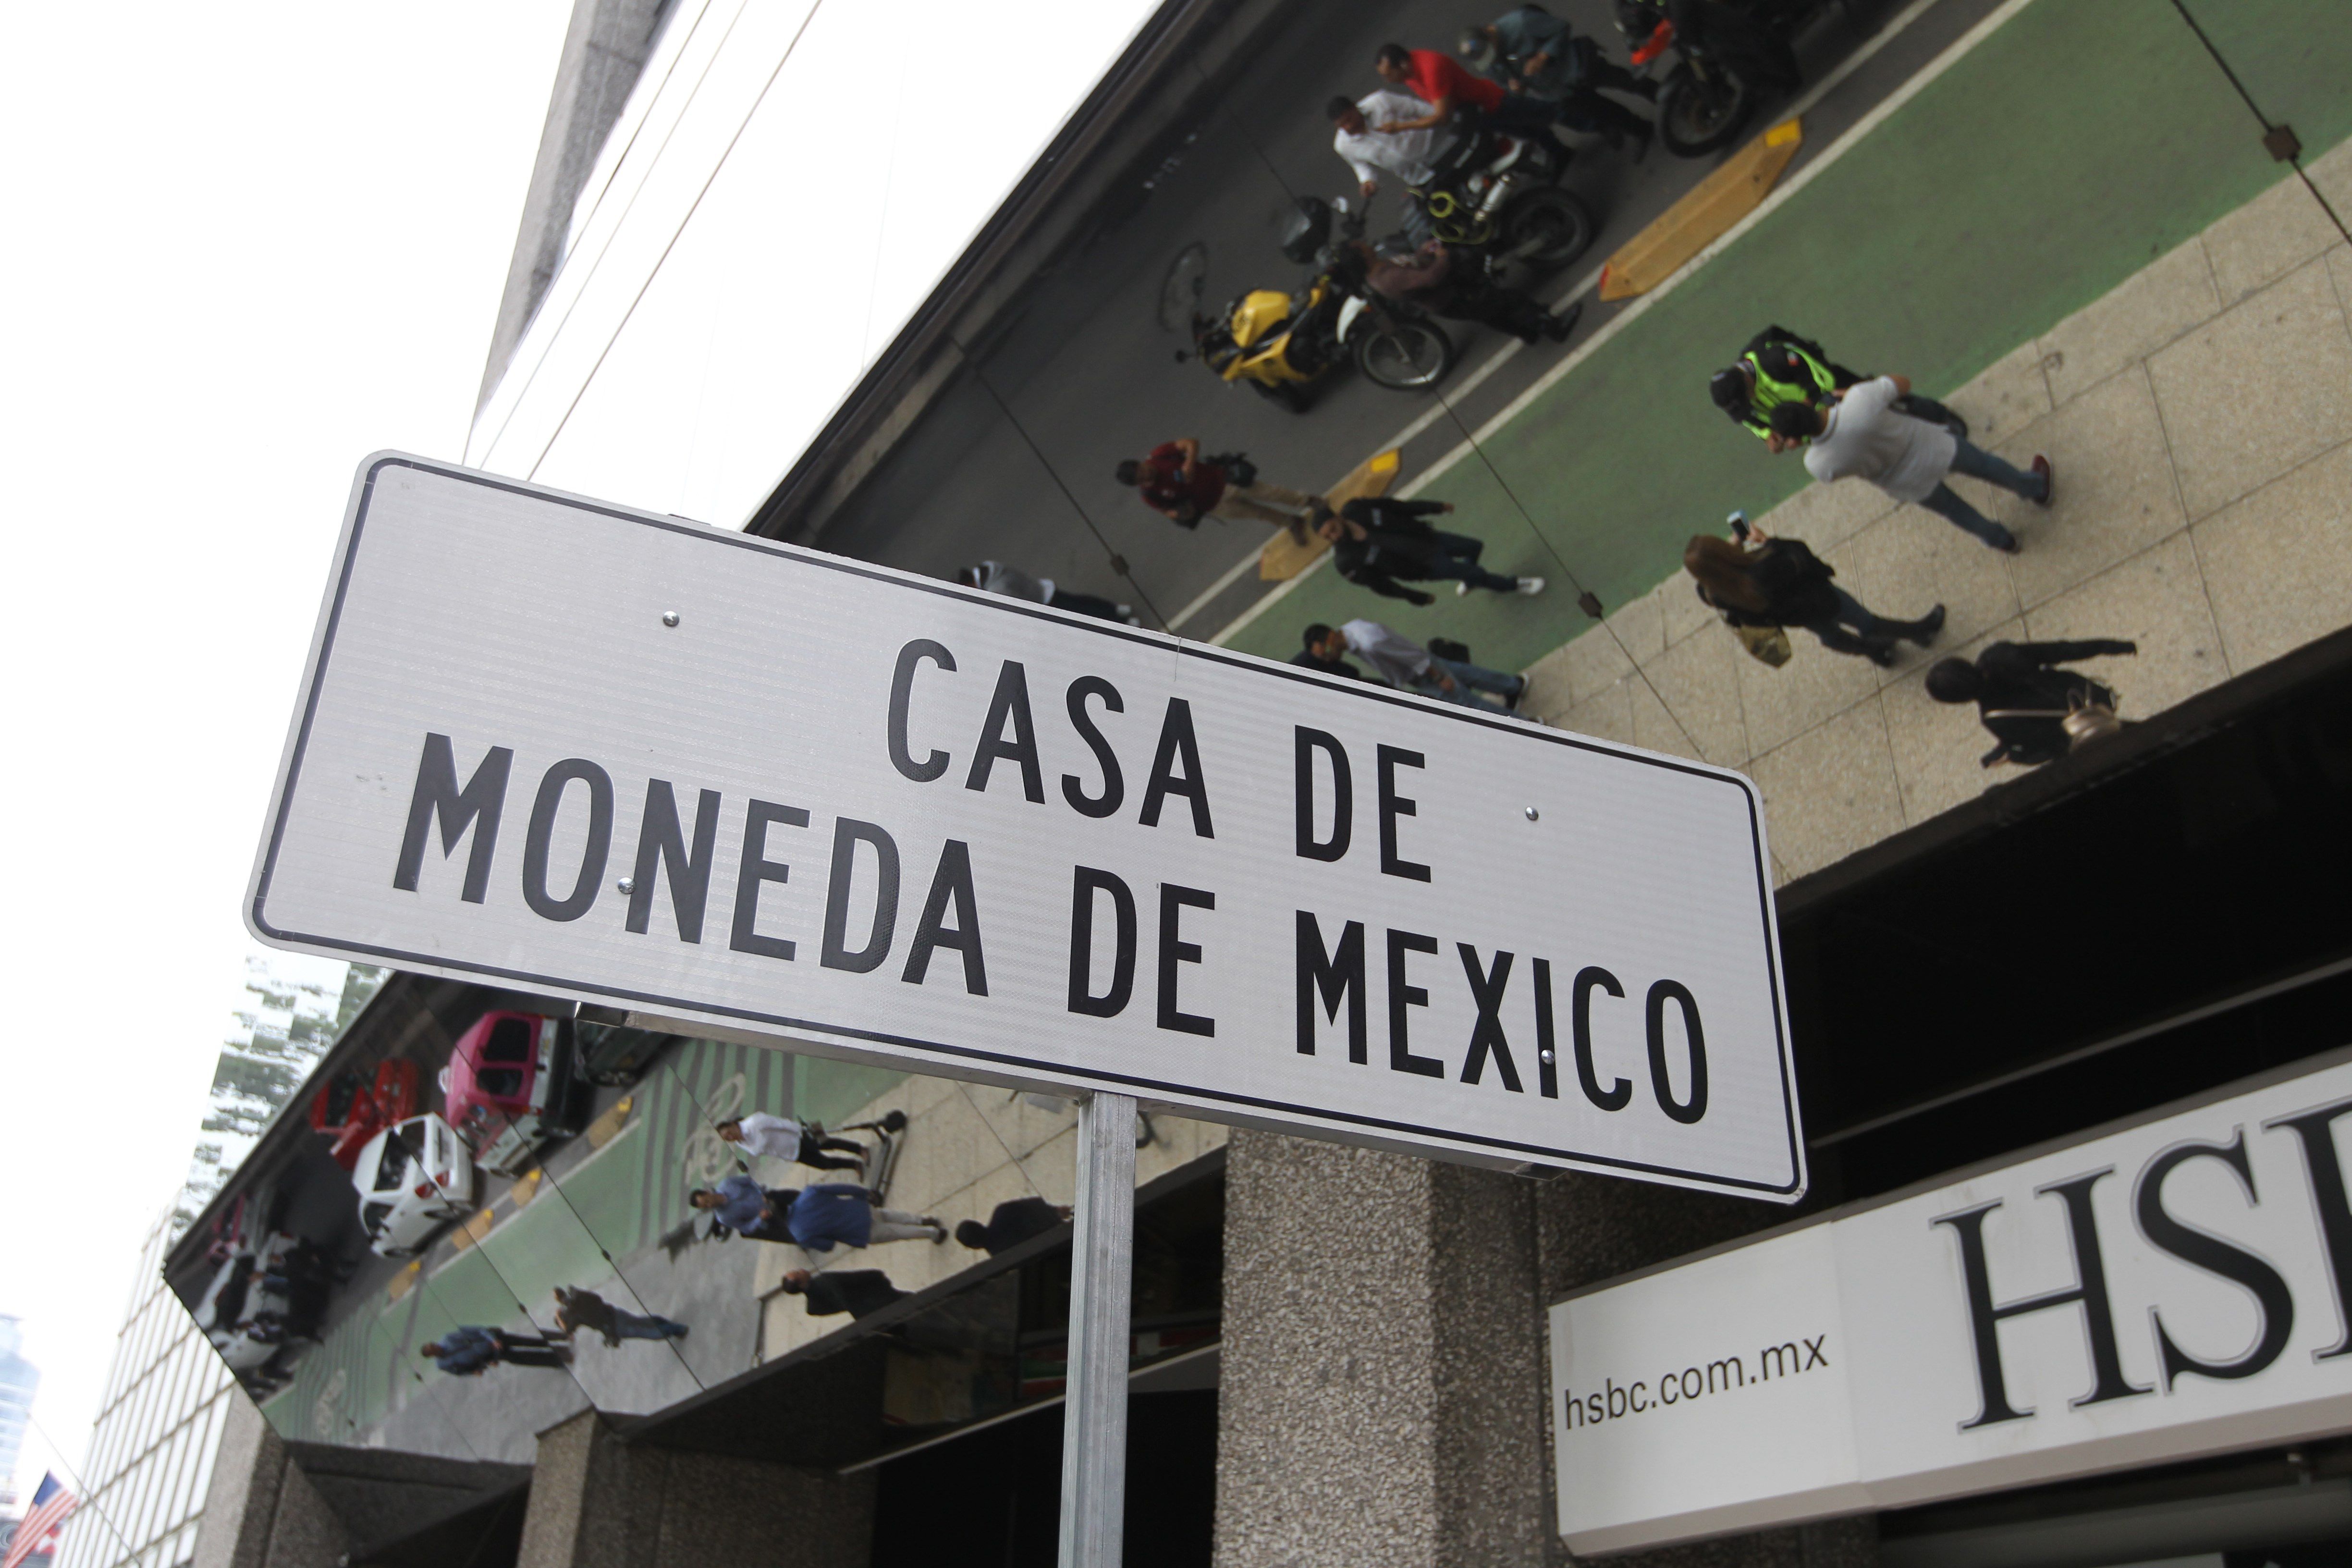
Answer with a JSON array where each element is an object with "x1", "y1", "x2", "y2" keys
[
  {"x1": 1617, "y1": 0, "x2": 1871, "y2": 158},
  {"x1": 1412, "y1": 119, "x2": 1597, "y2": 281}
]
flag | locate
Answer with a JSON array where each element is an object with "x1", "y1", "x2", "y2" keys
[{"x1": 2, "y1": 1474, "x2": 77, "y2": 1568}]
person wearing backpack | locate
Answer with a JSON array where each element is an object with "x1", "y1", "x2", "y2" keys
[
  {"x1": 1683, "y1": 522, "x2": 1942, "y2": 666},
  {"x1": 1115, "y1": 438, "x2": 1320, "y2": 541}
]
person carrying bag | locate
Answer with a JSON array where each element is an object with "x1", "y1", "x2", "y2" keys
[
  {"x1": 1683, "y1": 522, "x2": 1943, "y2": 667},
  {"x1": 1923, "y1": 639, "x2": 2137, "y2": 767}
]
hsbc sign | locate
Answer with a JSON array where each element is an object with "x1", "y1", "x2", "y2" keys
[{"x1": 1549, "y1": 1051, "x2": 2352, "y2": 1555}]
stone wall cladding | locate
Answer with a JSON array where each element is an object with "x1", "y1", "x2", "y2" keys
[
  {"x1": 1429, "y1": 1164, "x2": 1549, "y2": 1568},
  {"x1": 1213, "y1": 1129, "x2": 1442, "y2": 1568}
]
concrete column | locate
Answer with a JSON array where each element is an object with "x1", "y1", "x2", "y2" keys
[
  {"x1": 189, "y1": 1394, "x2": 351, "y2": 1568},
  {"x1": 1212, "y1": 1130, "x2": 1549, "y2": 1568},
  {"x1": 1214, "y1": 1139, "x2": 1877, "y2": 1568},
  {"x1": 518, "y1": 1409, "x2": 875, "y2": 1568}
]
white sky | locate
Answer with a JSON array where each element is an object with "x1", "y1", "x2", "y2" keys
[
  {"x1": 0, "y1": 0, "x2": 1148, "y2": 1512},
  {"x1": 0, "y1": 1, "x2": 577, "y2": 1507}
]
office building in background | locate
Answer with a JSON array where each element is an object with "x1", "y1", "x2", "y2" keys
[{"x1": 0, "y1": 1316, "x2": 38, "y2": 1512}]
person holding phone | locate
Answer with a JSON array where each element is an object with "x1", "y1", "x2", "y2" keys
[{"x1": 1684, "y1": 518, "x2": 1942, "y2": 666}]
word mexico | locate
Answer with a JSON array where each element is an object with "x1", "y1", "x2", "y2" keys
[
  {"x1": 1547, "y1": 1052, "x2": 2352, "y2": 1555},
  {"x1": 249, "y1": 455, "x2": 1801, "y2": 1193}
]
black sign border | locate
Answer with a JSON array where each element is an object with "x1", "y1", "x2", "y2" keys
[{"x1": 251, "y1": 455, "x2": 1803, "y2": 1197}]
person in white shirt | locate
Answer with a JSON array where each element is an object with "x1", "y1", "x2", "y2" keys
[
  {"x1": 716, "y1": 1112, "x2": 868, "y2": 1173},
  {"x1": 1771, "y1": 375, "x2": 2051, "y2": 553},
  {"x1": 1327, "y1": 91, "x2": 1443, "y2": 245},
  {"x1": 1301, "y1": 619, "x2": 1526, "y2": 713}
]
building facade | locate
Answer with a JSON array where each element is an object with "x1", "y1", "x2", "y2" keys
[
  {"x1": 174, "y1": 0, "x2": 2352, "y2": 1565},
  {"x1": 52, "y1": 1213, "x2": 236, "y2": 1568},
  {"x1": 0, "y1": 1315, "x2": 38, "y2": 1512}
]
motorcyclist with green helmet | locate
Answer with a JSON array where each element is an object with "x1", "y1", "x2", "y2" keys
[{"x1": 1710, "y1": 325, "x2": 1967, "y2": 450}]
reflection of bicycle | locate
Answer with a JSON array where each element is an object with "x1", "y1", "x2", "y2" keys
[{"x1": 679, "y1": 1072, "x2": 749, "y2": 1188}]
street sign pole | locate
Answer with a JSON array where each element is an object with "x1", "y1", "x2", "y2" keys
[{"x1": 1058, "y1": 1091, "x2": 1136, "y2": 1568}]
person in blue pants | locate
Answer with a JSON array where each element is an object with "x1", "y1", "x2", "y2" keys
[{"x1": 1771, "y1": 376, "x2": 2051, "y2": 553}]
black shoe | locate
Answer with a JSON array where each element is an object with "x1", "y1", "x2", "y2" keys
[
  {"x1": 1907, "y1": 605, "x2": 1947, "y2": 646},
  {"x1": 1864, "y1": 639, "x2": 1898, "y2": 667},
  {"x1": 1545, "y1": 299, "x2": 1584, "y2": 342}
]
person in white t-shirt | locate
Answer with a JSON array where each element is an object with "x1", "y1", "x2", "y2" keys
[
  {"x1": 716, "y1": 1112, "x2": 868, "y2": 1173},
  {"x1": 1327, "y1": 91, "x2": 1442, "y2": 245},
  {"x1": 1771, "y1": 375, "x2": 2051, "y2": 553},
  {"x1": 1302, "y1": 619, "x2": 1526, "y2": 713}
]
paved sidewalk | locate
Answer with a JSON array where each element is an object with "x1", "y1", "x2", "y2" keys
[
  {"x1": 1520, "y1": 142, "x2": 2352, "y2": 882},
  {"x1": 1224, "y1": 0, "x2": 2352, "y2": 679}
]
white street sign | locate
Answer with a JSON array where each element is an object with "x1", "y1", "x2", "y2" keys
[{"x1": 249, "y1": 455, "x2": 1801, "y2": 1197}]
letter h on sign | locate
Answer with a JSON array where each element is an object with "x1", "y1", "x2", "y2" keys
[{"x1": 1933, "y1": 1169, "x2": 2151, "y2": 1429}]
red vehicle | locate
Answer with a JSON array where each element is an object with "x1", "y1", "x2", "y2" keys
[
  {"x1": 438, "y1": 1011, "x2": 587, "y2": 1178},
  {"x1": 310, "y1": 1060, "x2": 422, "y2": 1171}
]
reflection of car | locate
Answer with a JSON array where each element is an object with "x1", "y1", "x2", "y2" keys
[
  {"x1": 352, "y1": 1114, "x2": 475, "y2": 1258},
  {"x1": 574, "y1": 1010, "x2": 679, "y2": 1088},
  {"x1": 440, "y1": 1011, "x2": 587, "y2": 1177},
  {"x1": 311, "y1": 1059, "x2": 422, "y2": 1170}
]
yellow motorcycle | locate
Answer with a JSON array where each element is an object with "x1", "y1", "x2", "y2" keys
[{"x1": 1181, "y1": 198, "x2": 1455, "y2": 412}]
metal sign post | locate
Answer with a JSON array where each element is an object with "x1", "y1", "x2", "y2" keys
[{"x1": 1058, "y1": 1092, "x2": 1136, "y2": 1568}]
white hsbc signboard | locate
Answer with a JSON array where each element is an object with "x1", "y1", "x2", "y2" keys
[
  {"x1": 1550, "y1": 1053, "x2": 2352, "y2": 1553},
  {"x1": 250, "y1": 455, "x2": 1800, "y2": 1195}
]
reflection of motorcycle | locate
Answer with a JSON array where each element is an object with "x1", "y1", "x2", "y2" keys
[
  {"x1": 1618, "y1": 0, "x2": 1854, "y2": 157},
  {"x1": 1412, "y1": 121, "x2": 1596, "y2": 279},
  {"x1": 1181, "y1": 199, "x2": 1456, "y2": 410}
]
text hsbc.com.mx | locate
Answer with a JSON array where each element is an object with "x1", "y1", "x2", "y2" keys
[{"x1": 1563, "y1": 1334, "x2": 1831, "y2": 1428}]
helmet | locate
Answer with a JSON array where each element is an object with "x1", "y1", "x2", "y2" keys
[
  {"x1": 1708, "y1": 367, "x2": 1752, "y2": 416},
  {"x1": 1279, "y1": 197, "x2": 1333, "y2": 266},
  {"x1": 1455, "y1": 27, "x2": 1498, "y2": 72}
]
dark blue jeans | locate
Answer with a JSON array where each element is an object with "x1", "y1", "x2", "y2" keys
[
  {"x1": 1919, "y1": 440, "x2": 2045, "y2": 550},
  {"x1": 1792, "y1": 589, "x2": 1890, "y2": 656},
  {"x1": 1419, "y1": 531, "x2": 1519, "y2": 593},
  {"x1": 612, "y1": 1311, "x2": 688, "y2": 1341}
]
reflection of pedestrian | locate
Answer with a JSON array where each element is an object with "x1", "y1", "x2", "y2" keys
[
  {"x1": 957, "y1": 563, "x2": 1140, "y2": 626},
  {"x1": 1684, "y1": 527, "x2": 1944, "y2": 667},
  {"x1": 955, "y1": 1198, "x2": 1072, "y2": 1256},
  {"x1": 1117, "y1": 440, "x2": 1319, "y2": 540},
  {"x1": 783, "y1": 1185, "x2": 947, "y2": 1252},
  {"x1": 1303, "y1": 621, "x2": 1525, "y2": 713},
  {"x1": 551, "y1": 1287, "x2": 688, "y2": 1347},
  {"x1": 1322, "y1": 498, "x2": 1543, "y2": 602},
  {"x1": 780, "y1": 1268, "x2": 906, "y2": 1321},
  {"x1": 1771, "y1": 377, "x2": 2050, "y2": 553},
  {"x1": 716, "y1": 1113, "x2": 866, "y2": 1174},
  {"x1": 1458, "y1": 9, "x2": 1653, "y2": 148},
  {"x1": 422, "y1": 1326, "x2": 569, "y2": 1374},
  {"x1": 1927, "y1": 639, "x2": 2138, "y2": 768},
  {"x1": 1372, "y1": 43, "x2": 1551, "y2": 141},
  {"x1": 1328, "y1": 93, "x2": 1441, "y2": 246},
  {"x1": 692, "y1": 1174, "x2": 790, "y2": 1237}
]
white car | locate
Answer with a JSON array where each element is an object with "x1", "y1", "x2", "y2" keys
[{"x1": 351, "y1": 1113, "x2": 476, "y2": 1259}]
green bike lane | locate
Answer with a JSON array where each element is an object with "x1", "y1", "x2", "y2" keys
[
  {"x1": 263, "y1": 1039, "x2": 904, "y2": 1447},
  {"x1": 1225, "y1": 0, "x2": 2352, "y2": 677}
]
